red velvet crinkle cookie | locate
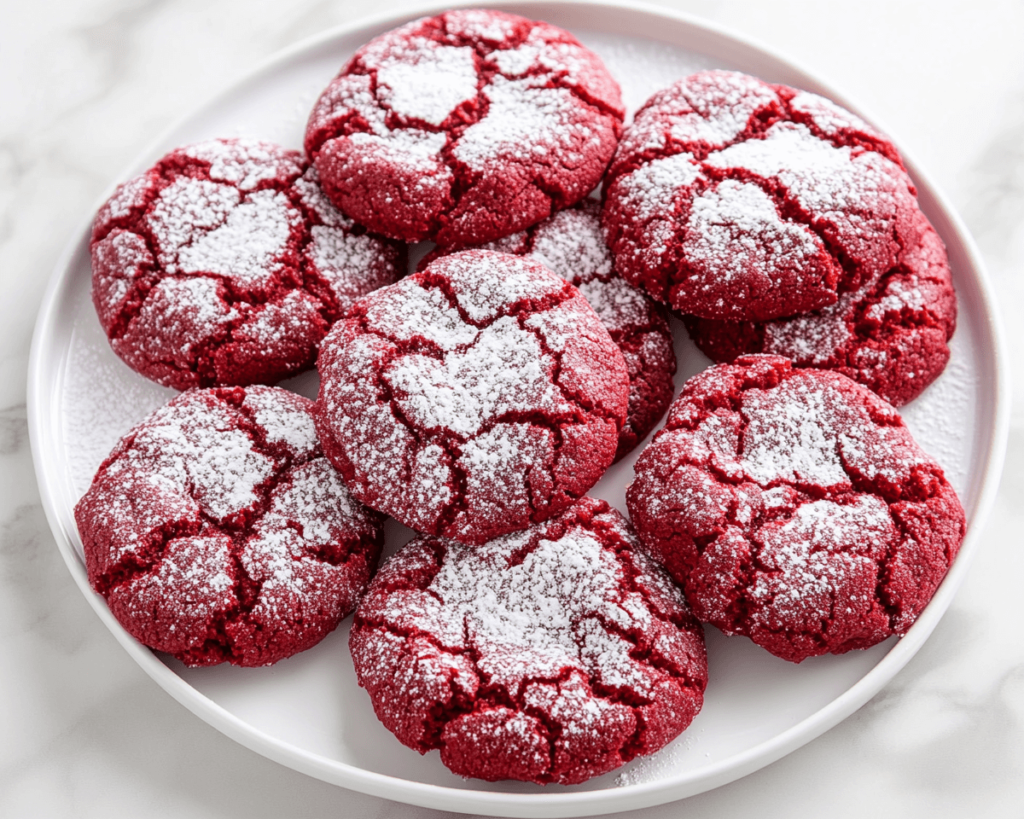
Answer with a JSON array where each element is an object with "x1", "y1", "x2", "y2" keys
[
  {"x1": 350, "y1": 497, "x2": 707, "y2": 784},
  {"x1": 90, "y1": 138, "x2": 405, "y2": 390},
  {"x1": 315, "y1": 250, "x2": 630, "y2": 545},
  {"x1": 626, "y1": 356, "x2": 965, "y2": 663},
  {"x1": 423, "y1": 200, "x2": 676, "y2": 460},
  {"x1": 304, "y1": 9, "x2": 624, "y2": 246},
  {"x1": 683, "y1": 217, "x2": 957, "y2": 406},
  {"x1": 602, "y1": 70, "x2": 927, "y2": 322},
  {"x1": 74, "y1": 386, "x2": 385, "y2": 667}
]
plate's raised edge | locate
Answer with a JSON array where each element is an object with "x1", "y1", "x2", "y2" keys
[{"x1": 26, "y1": 2, "x2": 1012, "y2": 817}]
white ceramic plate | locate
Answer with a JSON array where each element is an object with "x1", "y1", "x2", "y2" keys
[{"x1": 27, "y1": 2, "x2": 1009, "y2": 816}]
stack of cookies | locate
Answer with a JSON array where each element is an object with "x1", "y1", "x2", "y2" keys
[{"x1": 73, "y1": 8, "x2": 965, "y2": 786}]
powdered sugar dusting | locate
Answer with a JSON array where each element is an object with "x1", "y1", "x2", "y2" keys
[
  {"x1": 615, "y1": 152, "x2": 699, "y2": 223},
  {"x1": 94, "y1": 173, "x2": 152, "y2": 232},
  {"x1": 444, "y1": 251, "x2": 564, "y2": 322},
  {"x1": 373, "y1": 40, "x2": 478, "y2": 126},
  {"x1": 308, "y1": 226, "x2": 398, "y2": 310},
  {"x1": 529, "y1": 204, "x2": 613, "y2": 282},
  {"x1": 363, "y1": 277, "x2": 480, "y2": 351},
  {"x1": 458, "y1": 423, "x2": 554, "y2": 526},
  {"x1": 147, "y1": 178, "x2": 240, "y2": 267},
  {"x1": 687, "y1": 219, "x2": 957, "y2": 407},
  {"x1": 628, "y1": 357, "x2": 966, "y2": 663},
  {"x1": 176, "y1": 189, "x2": 298, "y2": 287},
  {"x1": 763, "y1": 287, "x2": 859, "y2": 364},
  {"x1": 445, "y1": 8, "x2": 517, "y2": 42},
  {"x1": 182, "y1": 139, "x2": 303, "y2": 191},
  {"x1": 316, "y1": 252, "x2": 629, "y2": 545},
  {"x1": 75, "y1": 387, "x2": 384, "y2": 667},
  {"x1": 350, "y1": 498, "x2": 706, "y2": 783},
  {"x1": 305, "y1": 10, "x2": 624, "y2": 245},
  {"x1": 90, "y1": 138, "x2": 403, "y2": 390},
  {"x1": 684, "y1": 179, "x2": 824, "y2": 284},
  {"x1": 669, "y1": 70, "x2": 777, "y2": 147},
  {"x1": 431, "y1": 529, "x2": 624, "y2": 692},
  {"x1": 292, "y1": 167, "x2": 353, "y2": 228},
  {"x1": 575, "y1": 276, "x2": 650, "y2": 335},
  {"x1": 242, "y1": 386, "x2": 318, "y2": 456},
  {"x1": 603, "y1": 71, "x2": 919, "y2": 321},
  {"x1": 741, "y1": 375, "x2": 850, "y2": 488},
  {"x1": 751, "y1": 496, "x2": 894, "y2": 625},
  {"x1": 427, "y1": 204, "x2": 676, "y2": 461},
  {"x1": 115, "y1": 277, "x2": 237, "y2": 360},
  {"x1": 384, "y1": 316, "x2": 571, "y2": 436},
  {"x1": 454, "y1": 76, "x2": 594, "y2": 171},
  {"x1": 789, "y1": 91, "x2": 879, "y2": 142},
  {"x1": 102, "y1": 393, "x2": 273, "y2": 523},
  {"x1": 706, "y1": 121, "x2": 909, "y2": 274},
  {"x1": 90, "y1": 231, "x2": 152, "y2": 332}
]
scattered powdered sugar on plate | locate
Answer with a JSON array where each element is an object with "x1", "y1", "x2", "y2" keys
[
  {"x1": 62, "y1": 306, "x2": 177, "y2": 504},
  {"x1": 899, "y1": 326, "x2": 977, "y2": 496},
  {"x1": 615, "y1": 727, "x2": 706, "y2": 787}
]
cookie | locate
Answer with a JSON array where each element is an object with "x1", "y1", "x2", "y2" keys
[
  {"x1": 304, "y1": 9, "x2": 624, "y2": 246},
  {"x1": 90, "y1": 138, "x2": 405, "y2": 390},
  {"x1": 601, "y1": 70, "x2": 926, "y2": 322},
  {"x1": 74, "y1": 386, "x2": 385, "y2": 667},
  {"x1": 423, "y1": 200, "x2": 676, "y2": 460},
  {"x1": 314, "y1": 250, "x2": 630, "y2": 545},
  {"x1": 349, "y1": 497, "x2": 707, "y2": 784},
  {"x1": 683, "y1": 218, "x2": 957, "y2": 406},
  {"x1": 626, "y1": 356, "x2": 965, "y2": 663}
]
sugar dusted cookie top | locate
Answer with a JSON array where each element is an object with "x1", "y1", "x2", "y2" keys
[
  {"x1": 423, "y1": 200, "x2": 676, "y2": 460},
  {"x1": 626, "y1": 355, "x2": 965, "y2": 663},
  {"x1": 315, "y1": 250, "x2": 630, "y2": 545},
  {"x1": 349, "y1": 497, "x2": 707, "y2": 784},
  {"x1": 305, "y1": 9, "x2": 624, "y2": 246},
  {"x1": 74, "y1": 386, "x2": 385, "y2": 667},
  {"x1": 602, "y1": 70, "x2": 925, "y2": 322},
  {"x1": 90, "y1": 138, "x2": 405, "y2": 390},
  {"x1": 684, "y1": 215, "x2": 957, "y2": 406}
]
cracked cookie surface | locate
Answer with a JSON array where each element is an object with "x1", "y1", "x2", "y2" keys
[
  {"x1": 683, "y1": 216, "x2": 957, "y2": 406},
  {"x1": 90, "y1": 138, "x2": 405, "y2": 390},
  {"x1": 626, "y1": 355, "x2": 965, "y2": 663},
  {"x1": 314, "y1": 250, "x2": 630, "y2": 545},
  {"x1": 423, "y1": 200, "x2": 676, "y2": 460},
  {"x1": 304, "y1": 9, "x2": 624, "y2": 246},
  {"x1": 601, "y1": 70, "x2": 926, "y2": 322},
  {"x1": 74, "y1": 386, "x2": 385, "y2": 667},
  {"x1": 349, "y1": 496, "x2": 707, "y2": 784}
]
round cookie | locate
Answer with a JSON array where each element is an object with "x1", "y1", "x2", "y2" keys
[
  {"x1": 423, "y1": 200, "x2": 676, "y2": 460},
  {"x1": 314, "y1": 250, "x2": 630, "y2": 546},
  {"x1": 304, "y1": 9, "x2": 624, "y2": 246},
  {"x1": 349, "y1": 497, "x2": 707, "y2": 784},
  {"x1": 74, "y1": 386, "x2": 385, "y2": 667},
  {"x1": 90, "y1": 138, "x2": 405, "y2": 390},
  {"x1": 683, "y1": 217, "x2": 957, "y2": 406},
  {"x1": 626, "y1": 355, "x2": 965, "y2": 663},
  {"x1": 601, "y1": 70, "x2": 926, "y2": 322}
]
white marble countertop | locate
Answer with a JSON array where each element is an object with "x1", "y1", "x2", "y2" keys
[{"x1": 2, "y1": 1, "x2": 1023, "y2": 816}]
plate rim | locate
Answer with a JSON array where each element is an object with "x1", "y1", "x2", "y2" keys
[{"x1": 26, "y1": 1, "x2": 1011, "y2": 816}]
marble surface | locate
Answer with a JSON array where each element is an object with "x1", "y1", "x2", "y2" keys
[{"x1": 2, "y1": 1, "x2": 1023, "y2": 816}]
